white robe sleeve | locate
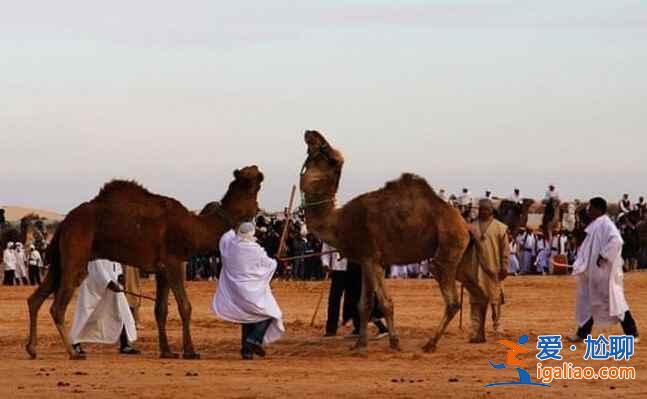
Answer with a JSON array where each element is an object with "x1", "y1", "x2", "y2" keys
[
  {"x1": 600, "y1": 236, "x2": 622, "y2": 264},
  {"x1": 219, "y1": 229, "x2": 236, "y2": 258}
]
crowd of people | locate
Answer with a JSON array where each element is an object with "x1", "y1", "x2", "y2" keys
[
  {"x1": 1, "y1": 187, "x2": 643, "y2": 361},
  {"x1": 2, "y1": 242, "x2": 44, "y2": 286}
]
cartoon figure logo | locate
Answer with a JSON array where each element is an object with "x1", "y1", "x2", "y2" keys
[{"x1": 485, "y1": 335, "x2": 550, "y2": 388}]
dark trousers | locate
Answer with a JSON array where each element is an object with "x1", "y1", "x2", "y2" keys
[
  {"x1": 241, "y1": 319, "x2": 272, "y2": 349},
  {"x1": 345, "y1": 264, "x2": 387, "y2": 334},
  {"x1": 577, "y1": 311, "x2": 639, "y2": 338},
  {"x1": 29, "y1": 266, "x2": 41, "y2": 285},
  {"x1": 325, "y1": 271, "x2": 347, "y2": 334},
  {"x1": 3, "y1": 270, "x2": 15, "y2": 286}
]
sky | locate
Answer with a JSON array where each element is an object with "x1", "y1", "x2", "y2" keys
[{"x1": 1, "y1": 1, "x2": 646, "y2": 214}]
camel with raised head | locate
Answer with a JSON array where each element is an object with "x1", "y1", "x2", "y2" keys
[
  {"x1": 26, "y1": 166, "x2": 264, "y2": 360},
  {"x1": 299, "y1": 130, "x2": 471, "y2": 353}
]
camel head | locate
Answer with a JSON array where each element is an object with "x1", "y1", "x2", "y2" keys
[
  {"x1": 300, "y1": 130, "x2": 345, "y2": 198},
  {"x1": 222, "y1": 165, "x2": 264, "y2": 223}
]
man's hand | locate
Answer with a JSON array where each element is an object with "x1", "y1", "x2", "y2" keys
[
  {"x1": 107, "y1": 281, "x2": 123, "y2": 293},
  {"x1": 498, "y1": 268, "x2": 508, "y2": 282},
  {"x1": 596, "y1": 255, "x2": 607, "y2": 268}
]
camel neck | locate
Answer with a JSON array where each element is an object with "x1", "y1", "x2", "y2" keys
[
  {"x1": 302, "y1": 191, "x2": 338, "y2": 244},
  {"x1": 191, "y1": 212, "x2": 228, "y2": 255}
]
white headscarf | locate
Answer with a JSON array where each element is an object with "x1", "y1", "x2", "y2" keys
[{"x1": 237, "y1": 222, "x2": 256, "y2": 242}]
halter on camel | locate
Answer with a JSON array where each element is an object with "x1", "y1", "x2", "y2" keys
[{"x1": 299, "y1": 143, "x2": 339, "y2": 210}]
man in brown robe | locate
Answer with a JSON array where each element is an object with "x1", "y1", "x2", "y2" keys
[{"x1": 459, "y1": 199, "x2": 510, "y2": 343}]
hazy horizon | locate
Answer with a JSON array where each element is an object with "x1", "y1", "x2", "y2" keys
[{"x1": 2, "y1": 1, "x2": 646, "y2": 214}]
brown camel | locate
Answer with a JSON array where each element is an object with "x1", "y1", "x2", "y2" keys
[
  {"x1": 26, "y1": 166, "x2": 264, "y2": 360},
  {"x1": 496, "y1": 199, "x2": 534, "y2": 237},
  {"x1": 299, "y1": 130, "x2": 471, "y2": 353},
  {"x1": 542, "y1": 198, "x2": 561, "y2": 243}
]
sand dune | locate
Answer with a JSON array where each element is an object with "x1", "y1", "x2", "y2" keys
[{"x1": 1, "y1": 206, "x2": 64, "y2": 222}]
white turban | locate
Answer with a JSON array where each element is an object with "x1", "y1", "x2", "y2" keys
[{"x1": 237, "y1": 222, "x2": 256, "y2": 242}]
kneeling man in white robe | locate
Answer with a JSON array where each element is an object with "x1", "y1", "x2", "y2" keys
[
  {"x1": 213, "y1": 222, "x2": 285, "y2": 360},
  {"x1": 570, "y1": 197, "x2": 640, "y2": 342},
  {"x1": 70, "y1": 259, "x2": 140, "y2": 356}
]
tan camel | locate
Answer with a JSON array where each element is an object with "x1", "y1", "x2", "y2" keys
[
  {"x1": 26, "y1": 166, "x2": 264, "y2": 360},
  {"x1": 299, "y1": 131, "x2": 471, "y2": 353}
]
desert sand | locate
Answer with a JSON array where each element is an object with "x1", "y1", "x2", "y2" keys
[{"x1": 1, "y1": 275, "x2": 645, "y2": 398}]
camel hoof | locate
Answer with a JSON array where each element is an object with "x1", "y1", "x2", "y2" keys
[
  {"x1": 469, "y1": 337, "x2": 486, "y2": 344},
  {"x1": 160, "y1": 352, "x2": 180, "y2": 359},
  {"x1": 350, "y1": 341, "x2": 367, "y2": 352},
  {"x1": 389, "y1": 336, "x2": 401, "y2": 351},
  {"x1": 422, "y1": 344, "x2": 436, "y2": 353},
  {"x1": 182, "y1": 352, "x2": 201, "y2": 360},
  {"x1": 70, "y1": 353, "x2": 87, "y2": 360},
  {"x1": 26, "y1": 345, "x2": 37, "y2": 360}
]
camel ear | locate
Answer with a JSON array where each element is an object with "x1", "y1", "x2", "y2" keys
[{"x1": 234, "y1": 169, "x2": 241, "y2": 179}]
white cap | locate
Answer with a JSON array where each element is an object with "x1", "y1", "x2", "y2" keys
[{"x1": 237, "y1": 222, "x2": 256, "y2": 242}]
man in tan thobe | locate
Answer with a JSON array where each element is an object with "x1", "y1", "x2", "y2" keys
[{"x1": 459, "y1": 199, "x2": 510, "y2": 343}]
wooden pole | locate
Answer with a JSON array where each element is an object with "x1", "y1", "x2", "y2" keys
[
  {"x1": 310, "y1": 272, "x2": 330, "y2": 327},
  {"x1": 276, "y1": 185, "x2": 297, "y2": 259}
]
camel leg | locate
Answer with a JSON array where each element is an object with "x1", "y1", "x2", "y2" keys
[
  {"x1": 26, "y1": 270, "x2": 57, "y2": 359},
  {"x1": 166, "y1": 262, "x2": 199, "y2": 360},
  {"x1": 353, "y1": 263, "x2": 376, "y2": 351},
  {"x1": 422, "y1": 255, "x2": 461, "y2": 353},
  {"x1": 374, "y1": 267, "x2": 400, "y2": 351},
  {"x1": 155, "y1": 271, "x2": 178, "y2": 359},
  {"x1": 50, "y1": 281, "x2": 84, "y2": 360}
]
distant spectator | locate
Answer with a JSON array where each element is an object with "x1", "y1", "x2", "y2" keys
[
  {"x1": 2, "y1": 242, "x2": 17, "y2": 286},
  {"x1": 14, "y1": 243, "x2": 29, "y2": 285},
  {"x1": 27, "y1": 244, "x2": 42, "y2": 285}
]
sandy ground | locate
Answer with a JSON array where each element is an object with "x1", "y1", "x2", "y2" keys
[{"x1": 1, "y1": 274, "x2": 646, "y2": 398}]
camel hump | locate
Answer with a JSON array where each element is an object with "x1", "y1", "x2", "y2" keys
[
  {"x1": 93, "y1": 179, "x2": 186, "y2": 212},
  {"x1": 383, "y1": 173, "x2": 435, "y2": 195},
  {"x1": 95, "y1": 179, "x2": 151, "y2": 200}
]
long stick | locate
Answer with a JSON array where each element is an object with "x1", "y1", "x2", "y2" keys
[
  {"x1": 279, "y1": 250, "x2": 338, "y2": 263},
  {"x1": 121, "y1": 290, "x2": 156, "y2": 302},
  {"x1": 458, "y1": 284, "x2": 464, "y2": 330},
  {"x1": 276, "y1": 185, "x2": 297, "y2": 259},
  {"x1": 310, "y1": 272, "x2": 330, "y2": 327}
]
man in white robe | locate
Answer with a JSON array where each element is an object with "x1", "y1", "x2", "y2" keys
[
  {"x1": 534, "y1": 233, "x2": 551, "y2": 274},
  {"x1": 213, "y1": 222, "x2": 285, "y2": 360},
  {"x1": 508, "y1": 235, "x2": 520, "y2": 275},
  {"x1": 569, "y1": 198, "x2": 639, "y2": 342},
  {"x1": 2, "y1": 242, "x2": 16, "y2": 286},
  {"x1": 508, "y1": 188, "x2": 522, "y2": 204},
  {"x1": 14, "y1": 243, "x2": 29, "y2": 285},
  {"x1": 516, "y1": 229, "x2": 536, "y2": 274},
  {"x1": 543, "y1": 185, "x2": 560, "y2": 203},
  {"x1": 70, "y1": 259, "x2": 139, "y2": 355}
]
